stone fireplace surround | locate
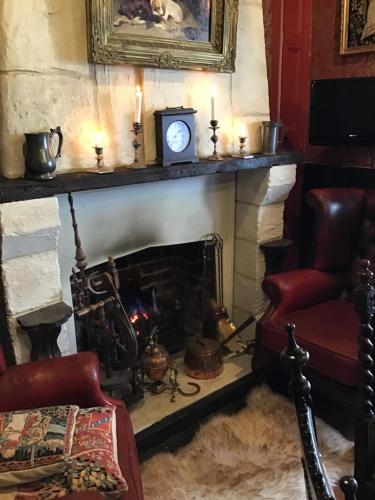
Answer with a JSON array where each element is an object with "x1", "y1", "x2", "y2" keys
[{"x1": 0, "y1": 161, "x2": 296, "y2": 365}]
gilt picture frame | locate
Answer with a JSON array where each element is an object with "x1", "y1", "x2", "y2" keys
[
  {"x1": 86, "y1": 0, "x2": 239, "y2": 72},
  {"x1": 340, "y1": 0, "x2": 375, "y2": 55}
]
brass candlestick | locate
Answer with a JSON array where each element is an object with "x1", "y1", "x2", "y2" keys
[
  {"x1": 88, "y1": 146, "x2": 113, "y2": 174},
  {"x1": 238, "y1": 136, "x2": 247, "y2": 156},
  {"x1": 231, "y1": 136, "x2": 254, "y2": 159},
  {"x1": 207, "y1": 120, "x2": 223, "y2": 161},
  {"x1": 129, "y1": 121, "x2": 144, "y2": 169}
]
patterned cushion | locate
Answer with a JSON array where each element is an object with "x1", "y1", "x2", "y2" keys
[
  {"x1": 0, "y1": 406, "x2": 78, "y2": 486},
  {"x1": 2, "y1": 407, "x2": 128, "y2": 498},
  {"x1": 69, "y1": 406, "x2": 127, "y2": 494}
]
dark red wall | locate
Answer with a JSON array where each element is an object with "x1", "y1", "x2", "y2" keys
[{"x1": 307, "y1": 0, "x2": 375, "y2": 166}]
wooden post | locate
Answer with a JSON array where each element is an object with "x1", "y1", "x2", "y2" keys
[{"x1": 352, "y1": 260, "x2": 375, "y2": 500}]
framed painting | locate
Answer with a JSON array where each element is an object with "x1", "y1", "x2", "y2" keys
[
  {"x1": 341, "y1": 0, "x2": 375, "y2": 54},
  {"x1": 86, "y1": 0, "x2": 239, "y2": 72}
]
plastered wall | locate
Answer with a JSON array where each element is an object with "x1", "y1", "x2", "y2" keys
[{"x1": 0, "y1": 0, "x2": 269, "y2": 178}]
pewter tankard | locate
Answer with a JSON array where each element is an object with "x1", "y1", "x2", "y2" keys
[
  {"x1": 24, "y1": 127, "x2": 63, "y2": 180},
  {"x1": 262, "y1": 121, "x2": 284, "y2": 155}
]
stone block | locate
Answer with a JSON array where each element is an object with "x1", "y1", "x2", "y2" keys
[
  {"x1": 236, "y1": 164, "x2": 296, "y2": 205},
  {"x1": 258, "y1": 203, "x2": 285, "y2": 243},
  {"x1": 235, "y1": 201, "x2": 285, "y2": 243},
  {"x1": 0, "y1": 198, "x2": 61, "y2": 260},
  {"x1": 0, "y1": 0, "x2": 89, "y2": 74},
  {"x1": 233, "y1": 272, "x2": 268, "y2": 315},
  {"x1": 269, "y1": 164, "x2": 297, "y2": 187},
  {"x1": 232, "y1": 0, "x2": 269, "y2": 118},
  {"x1": 234, "y1": 238, "x2": 265, "y2": 281},
  {"x1": 2, "y1": 250, "x2": 62, "y2": 316},
  {"x1": 0, "y1": 198, "x2": 60, "y2": 236}
]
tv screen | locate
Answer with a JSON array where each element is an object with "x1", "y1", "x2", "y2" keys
[{"x1": 309, "y1": 77, "x2": 375, "y2": 146}]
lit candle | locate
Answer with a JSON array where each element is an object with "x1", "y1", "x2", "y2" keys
[
  {"x1": 135, "y1": 85, "x2": 142, "y2": 123},
  {"x1": 238, "y1": 123, "x2": 247, "y2": 138},
  {"x1": 211, "y1": 85, "x2": 216, "y2": 121},
  {"x1": 94, "y1": 131, "x2": 104, "y2": 148}
]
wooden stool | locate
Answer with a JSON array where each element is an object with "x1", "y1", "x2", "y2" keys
[{"x1": 17, "y1": 302, "x2": 72, "y2": 361}]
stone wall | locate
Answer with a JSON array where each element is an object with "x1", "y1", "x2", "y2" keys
[
  {"x1": 0, "y1": 198, "x2": 63, "y2": 362},
  {"x1": 0, "y1": 0, "x2": 269, "y2": 178},
  {"x1": 233, "y1": 164, "x2": 296, "y2": 334}
]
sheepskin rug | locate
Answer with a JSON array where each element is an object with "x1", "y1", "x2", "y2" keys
[{"x1": 141, "y1": 385, "x2": 354, "y2": 500}]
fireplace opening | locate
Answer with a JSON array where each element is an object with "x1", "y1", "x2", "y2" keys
[{"x1": 72, "y1": 239, "x2": 218, "y2": 359}]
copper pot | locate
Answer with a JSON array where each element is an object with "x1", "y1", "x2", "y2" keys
[
  {"x1": 184, "y1": 315, "x2": 255, "y2": 380},
  {"x1": 184, "y1": 337, "x2": 223, "y2": 380}
]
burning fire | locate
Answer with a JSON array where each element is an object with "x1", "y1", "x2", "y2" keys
[{"x1": 130, "y1": 308, "x2": 149, "y2": 324}]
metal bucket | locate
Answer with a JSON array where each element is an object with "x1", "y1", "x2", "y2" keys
[{"x1": 262, "y1": 121, "x2": 284, "y2": 155}]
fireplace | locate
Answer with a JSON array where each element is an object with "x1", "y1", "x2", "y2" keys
[
  {"x1": 75, "y1": 239, "x2": 217, "y2": 358},
  {"x1": 0, "y1": 162, "x2": 297, "y2": 451}
]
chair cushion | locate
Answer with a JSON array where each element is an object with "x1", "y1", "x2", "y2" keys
[
  {"x1": 3, "y1": 407, "x2": 129, "y2": 498},
  {"x1": 261, "y1": 300, "x2": 359, "y2": 386},
  {"x1": 0, "y1": 405, "x2": 78, "y2": 486}
]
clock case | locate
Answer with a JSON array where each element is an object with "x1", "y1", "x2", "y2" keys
[{"x1": 154, "y1": 107, "x2": 198, "y2": 167}]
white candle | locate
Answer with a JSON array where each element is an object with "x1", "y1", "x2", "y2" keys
[
  {"x1": 211, "y1": 86, "x2": 216, "y2": 121},
  {"x1": 135, "y1": 85, "x2": 142, "y2": 123}
]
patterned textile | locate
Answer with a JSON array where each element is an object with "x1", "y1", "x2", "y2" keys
[
  {"x1": 1, "y1": 407, "x2": 128, "y2": 498},
  {"x1": 69, "y1": 406, "x2": 127, "y2": 493},
  {"x1": 0, "y1": 406, "x2": 78, "y2": 487}
]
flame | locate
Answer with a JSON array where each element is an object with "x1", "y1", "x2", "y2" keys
[
  {"x1": 130, "y1": 308, "x2": 149, "y2": 324},
  {"x1": 94, "y1": 131, "x2": 105, "y2": 148}
]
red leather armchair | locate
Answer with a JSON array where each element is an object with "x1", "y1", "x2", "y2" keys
[
  {"x1": 254, "y1": 187, "x2": 374, "y2": 391},
  {"x1": 0, "y1": 348, "x2": 144, "y2": 500}
]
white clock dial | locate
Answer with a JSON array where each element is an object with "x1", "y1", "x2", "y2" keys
[{"x1": 166, "y1": 120, "x2": 191, "y2": 153}]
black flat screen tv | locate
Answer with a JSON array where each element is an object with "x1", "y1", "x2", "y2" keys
[{"x1": 309, "y1": 77, "x2": 375, "y2": 146}]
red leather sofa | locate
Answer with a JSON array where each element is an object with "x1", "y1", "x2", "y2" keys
[
  {"x1": 0, "y1": 348, "x2": 144, "y2": 500},
  {"x1": 254, "y1": 187, "x2": 373, "y2": 390}
]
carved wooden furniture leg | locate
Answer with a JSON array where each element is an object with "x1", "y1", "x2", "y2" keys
[
  {"x1": 281, "y1": 322, "x2": 336, "y2": 500},
  {"x1": 17, "y1": 302, "x2": 72, "y2": 361},
  {"x1": 281, "y1": 323, "x2": 359, "y2": 500},
  {"x1": 340, "y1": 477, "x2": 358, "y2": 500},
  {"x1": 351, "y1": 259, "x2": 375, "y2": 500}
]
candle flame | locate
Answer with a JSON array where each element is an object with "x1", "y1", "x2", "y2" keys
[
  {"x1": 136, "y1": 85, "x2": 142, "y2": 94},
  {"x1": 94, "y1": 131, "x2": 105, "y2": 147},
  {"x1": 210, "y1": 85, "x2": 216, "y2": 97},
  {"x1": 238, "y1": 123, "x2": 248, "y2": 138}
]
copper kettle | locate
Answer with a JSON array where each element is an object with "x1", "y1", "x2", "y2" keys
[{"x1": 141, "y1": 327, "x2": 170, "y2": 382}]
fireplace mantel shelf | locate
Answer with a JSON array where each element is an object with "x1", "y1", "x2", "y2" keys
[{"x1": 0, "y1": 151, "x2": 301, "y2": 203}]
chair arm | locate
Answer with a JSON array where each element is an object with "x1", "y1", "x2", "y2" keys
[
  {"x1": 262, "y1": 268, "x2": 344, "y2": 317},
  {"x1": 0, "y1": 352, "x2": 115, "y2": 412}
]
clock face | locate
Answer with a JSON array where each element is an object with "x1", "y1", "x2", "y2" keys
[{"x1": 166, "y1": 120, "x2": 191, "y2": 153}]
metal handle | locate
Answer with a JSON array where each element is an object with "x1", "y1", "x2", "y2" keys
[
  {"x1": 50, "y1": 126, "x2": 63, "y2": 158},
  {"x1": 220, "y1": 314, "x2": 255, "y2": 347}
]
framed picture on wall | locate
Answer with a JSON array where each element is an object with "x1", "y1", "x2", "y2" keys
[
  {"x1": 86, "y1": 0, "x2": 239, "y2": 72},
  {"x1": 341, "y1": 0, "x2": 375, "y2": 54}
]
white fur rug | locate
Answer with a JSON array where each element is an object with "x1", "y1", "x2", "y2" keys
[{"x1": 141, "y1": 386, "x2": 354, "y2": 500}]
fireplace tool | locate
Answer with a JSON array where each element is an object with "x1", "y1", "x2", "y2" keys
[
  {"x1": 202, "y1": 234, "x2": 237, "y2": 344},
  {"x1": 68, "y1": 193, "x2": 141, "y2": 406}
]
